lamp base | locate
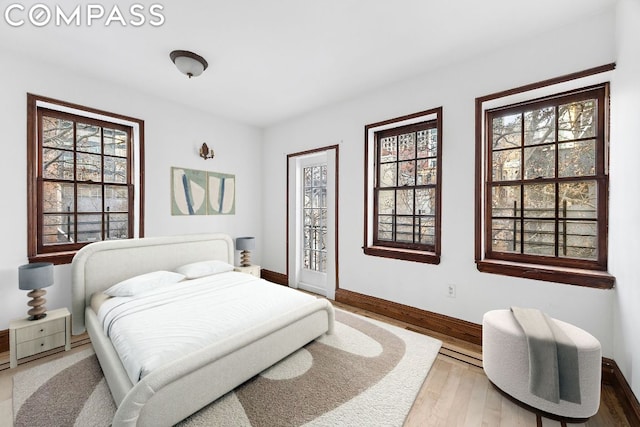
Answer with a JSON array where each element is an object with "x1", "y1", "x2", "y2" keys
[
  {"x1": 28, "y1": 313, "x2": 47, "y2": 321},
  {"x1": 240, "y1": 250, "x2": 252, "y2": 267},
  {"x1": 26, "y1": 288, "x2": 47, "y2": 321}
]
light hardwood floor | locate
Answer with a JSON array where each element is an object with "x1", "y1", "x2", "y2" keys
[
  {"x1": 334, "y1": 302, "x2": 631, "y2": 427},
  {"x1": 0, "y1": 302, "x2": 632, "y2": 427}
]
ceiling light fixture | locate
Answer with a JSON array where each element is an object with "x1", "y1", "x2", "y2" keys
[{"x1": 170, "y1": 50, "x2": 208, "y2": 78}]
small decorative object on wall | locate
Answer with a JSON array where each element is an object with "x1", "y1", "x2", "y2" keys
[
  {"x1": 171, "y1": 167, "x2": 235, "y2": 215},
  {"x1": 199, "y1": 142, "x2": 215, "y2": 160}
]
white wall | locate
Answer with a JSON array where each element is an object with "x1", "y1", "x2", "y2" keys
[
  {"x1": 0, "y1": 50, "x2": 263, "y2": 329},
  {"x1": 262, "y1": 10, "x2": 618, "y2": 356},
  {"x1": 611, "y1": 0, "x2": 640, "y2": 400}
]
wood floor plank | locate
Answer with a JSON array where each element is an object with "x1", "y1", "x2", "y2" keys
[
  {"x1": 463, "y1": 371, "x2": 490, "y2": 427},
  {"x1": 480, "y1": 380, "x2": 503, "y2": 427},
  {"x1": 405, "y1": 358, "x2": 451, "y2": 426},
  {"x1": 445, "y1": 363, "x2": 475, "y2": 426},
  {"x1": 426, "y1": 360, "x2": 464, "y2": 425}
]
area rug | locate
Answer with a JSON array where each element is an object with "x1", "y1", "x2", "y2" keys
[{"x1": 13, "y1": 309, "x2": 441, "y2": 426}]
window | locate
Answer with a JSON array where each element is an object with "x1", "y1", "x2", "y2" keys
[
  {"x1": 475, "y1": 66, "x2": 615, "y2": 288},
  {"x1": 27, "y1": 94, "x2": 144, "y2": 264},
  {"x1": 302, "y1": 164, "x2": 327, "y2": 272},
  {"x1": 364, "y1": 108, "x2": 442, "y2": 264}
]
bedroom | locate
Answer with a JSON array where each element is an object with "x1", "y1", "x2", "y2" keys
[{"x1": 0, "y1": 0, "x2": 638, "y2": 425}]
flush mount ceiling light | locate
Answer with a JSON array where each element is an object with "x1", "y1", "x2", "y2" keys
[{"x1": 170, "y1": 50, "x2": 208, "y2": 78}]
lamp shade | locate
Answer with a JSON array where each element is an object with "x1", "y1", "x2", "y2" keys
[
  {"x1": 19, "y1": 262, "x2": 54, "y2": 291},
  {"x1": 236, "y1": 237, "x2": 255, "y2": 251}
]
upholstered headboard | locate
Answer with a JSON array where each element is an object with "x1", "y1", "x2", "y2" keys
[{"x1": 71, "y1": 233, "x2": 234, "y2": 335}]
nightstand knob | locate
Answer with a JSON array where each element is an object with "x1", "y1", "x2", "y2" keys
[
  {"x1": 40, "y1": 343, "x2": 44, "y2": 347},
  {"x1": 40, "y1": 329, "x2": 44, "y2": 332}
]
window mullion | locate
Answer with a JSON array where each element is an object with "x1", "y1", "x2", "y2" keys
[
  {"x1": 101, "y1": 126, "x2": 106, "y2": 241},
  {"x1": 73, "y1": 121, "x2": 78, "y2": 245},
  {"x1": 393, "y1": 158, "x2": 398, "y2": 241},
  {"x1": 554, "y1": 105, "x2": 560, "y2": 258},
  {"x1": 413, "y1": 131, "x2": 418, "y2": 244},
  {"x1": 519, "y1": 112, "x2": 525, "y2": 255}
]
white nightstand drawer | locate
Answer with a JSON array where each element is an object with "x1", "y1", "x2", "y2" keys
[
  {"x1": 16, "y1": 331, "x2": 66, "y2": 359},
  {"x1": 235, "y1": 265, "x2": 261, "y2": 278},
  {"x1": 15, "y1": 317, "x2": 66, "y2": 342}
]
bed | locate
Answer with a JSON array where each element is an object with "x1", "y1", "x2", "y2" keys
[{"x1": 71, "y1": 233, "x2": 335, "y2": 427}]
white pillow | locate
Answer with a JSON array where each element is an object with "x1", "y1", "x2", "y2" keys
[
  {"x1": 104, "y1": 271, "x2": 185, "y2": 297},
  {"x1": 175, "y1": 260, "x2": 234, "y2": 279}
]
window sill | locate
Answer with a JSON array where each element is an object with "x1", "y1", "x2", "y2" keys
[
  {"x1": 29, "y1": 252, "x2": 76, "y2": 265},
  {"x1": 476, "y1": 259, "x2": 615, "y2": 289},
  {"x1": 364, "y1": 246, "x2": 440, "y2": 265}
]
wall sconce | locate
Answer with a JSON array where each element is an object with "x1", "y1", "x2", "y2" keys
[
  {"x1": 170, "y1": 50, "x2": 208, "y2": 79},
  {"x1": 199, "y1": 142, "x2": 215, "y2": 160}
]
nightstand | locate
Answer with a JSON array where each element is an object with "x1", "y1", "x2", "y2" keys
[
  {"x1": 9, "y1": 307, "x2": 71, "y2": 368},
  {"x1": 234, "y1": 264, "x2": 261, "y2": 278}
]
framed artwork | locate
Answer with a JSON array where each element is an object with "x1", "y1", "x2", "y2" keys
[
  {"x1": 171, "y1": 167, "x2": 235, "y2": 215},
  {"x1": 207, "y1": 171, "x2": 236, "y2": 214}
]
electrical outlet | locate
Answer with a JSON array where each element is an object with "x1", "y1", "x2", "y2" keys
[{"x1": 447, "y1": 284, "x2": 456, "y2": 298}]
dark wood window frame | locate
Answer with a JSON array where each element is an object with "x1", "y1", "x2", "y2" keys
[
  {"x1": 474, "y1": 65, "x2": 616, "y2": 289},
  {"x1": 27, "y1": 94, "x2": 145, "y2": 265},
  {"x1": 364, "y1": 107, "x2": 443, "y2": 264}
]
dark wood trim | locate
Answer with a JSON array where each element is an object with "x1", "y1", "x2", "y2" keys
[
  {"x1": 474, "y1": 97, "x2": 483, "y2": 262},
  {"x1": 602, "y1": 358, "x2": 640, "y2": 426},
  {"x1": 476, "y1": 63, "x2": 616, "y2": 104},
  {"x1": 260, "y1": 269, "x2": 288, "y2": 286},
  {"x1": 27, "y1": 251, "x2": 77, "y2": 265},
  {"x1": 26, "y1": 94, "x2": 38, "y2": 261},
  {"x1": 363, "y1": 246, "x2": 440, "y2": 264},
  {"x1": 27, "y1": 93, "x2": 148, "y2": 125},
  {"x1": 476, "y1": 260, "x2": 615, "y2": 289},
  {"x1": 363, "y1": 123, "x2": 371, "y2": 265},
  {"x1": 0, "y1": 329, "x2": 8, "y2": 354},
  {"x1": 474, "y1": 64, "x2": 616, "y2": 286},
  {"x1": 286, "y1": 145, "x2": 340, "y2": 290},
  {"x1": 335, "y1": 288, "x2": 482, "y2": 346},
  {"x1": 26, "y1": 93, "x2": 145, "y2": 265},
  {"x1": 363, "y1": 107, "x2": 443, "y2": 264},
  {"x1": 137, "y1": 114, "x2": 146, "y2": 238}
]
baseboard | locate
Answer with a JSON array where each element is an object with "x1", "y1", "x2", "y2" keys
[
  {"x1": 0, "y1": 329, "x2": 7, "y2": 353},
  {"x1": 260, "y1": 269, "x2": 288, "y2": 286},
  {"x1": 335, "y1": 288, "x2": 483, "y2": 346},
  {"x1": 602, "y1": 357, "x2": 640, "y2": 426}
]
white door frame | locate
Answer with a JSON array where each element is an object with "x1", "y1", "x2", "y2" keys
[{"x1": 287, "y1": 145, "x2": 338, "y2": 299}]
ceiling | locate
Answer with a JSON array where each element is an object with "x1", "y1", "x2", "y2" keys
[{"x1": 0, "y1": 0, "x2": 616, "y2": 127}]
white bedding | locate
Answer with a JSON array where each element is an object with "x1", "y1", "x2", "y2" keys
[{"x1": 98, "y1": 271, "x2": 322, "y2": 384}]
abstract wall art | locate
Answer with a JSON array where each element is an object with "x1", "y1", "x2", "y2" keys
[{"x1": 171, "y1": 167, "x2": 236, "y2": 215}]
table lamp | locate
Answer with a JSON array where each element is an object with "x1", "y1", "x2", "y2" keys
[
  {"x1": 236, "y1": 237, "x2": 255, "y2": 267},
  {"x1": 19, "y1": 262, "x2": 54, "y2": 320}
]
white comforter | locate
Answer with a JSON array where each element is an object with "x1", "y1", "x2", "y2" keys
[{"x1": 98, "y1": 271, "x2": 322, "y2": 384}]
